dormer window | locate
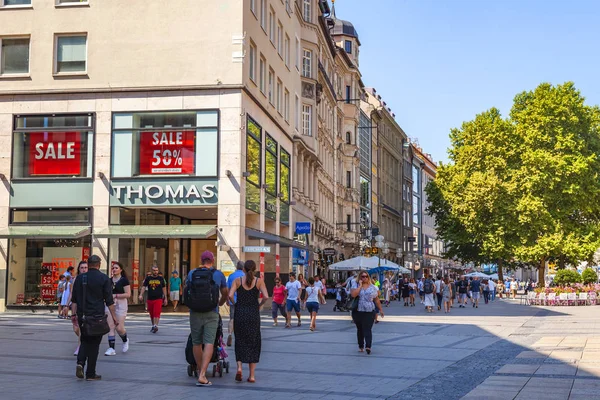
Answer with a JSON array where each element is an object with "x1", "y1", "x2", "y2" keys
[{"x1": 344, "y1": 40, "x2": 352, "y2": 54}]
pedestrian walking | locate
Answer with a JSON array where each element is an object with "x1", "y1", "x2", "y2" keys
[
  {"x1": 496, "y1": 280, "x2": 504, "y2": 299},
  {"x1": 71, "y1": 255, "x2": 118, "y2": 381},
  {"x1": 418, "y1": 277, "x2": 425, "y2": 304},
  {"x1": 226, "y1": 261, "x2": 245, "y2": 346},
  {"x1": 401, "y1": 278, "x2": 410, "y2": 306},
  {"x1": 285, "y1": 272, "x2": 302, "y2": 328},
  {"x1": 442, "y1": 277, "x2": 452, "y2": 313},
  {"x1": 482, "y1": 279, "x2": 490, "y2": 305},
  {"x1": 229, "y1": 260, "x2": 269, "y2": 383},
  {"x1": 305, "y1": 277, "x2": 324, "y2": 331},
  {"x1": 57, "y1": 275, "x2": 66, "y2": 318},
  {"x1": 61, "y1": 275, "x2": 73, "y2": 318},
  {"x1": 488, "y1": 279, "x2": 496, "y2": 301},
  {"x1": 271, "y1": 277, "x2": 286, "y2": 326},
  {"x1": 67, "y1": 261, "x2": 88, "y2": 356},
  {"x1": 510, "y1": 278, "x2": 518, "y2": 299},
  {"x1": 456, "y1": 276, "x2": 469, "y2": 308},
  {"x1": 298, "y1": 273, "x2": 307, "y2": 310},
  {"x1": 381, "y1": 278, "x2": 391, "y2": 307},
  {"x1": 169, "y1": 271, "x2": 182, "y2": 312},
  {"x1": 350, "y1": 272, "x2": 384, "y2": 354},
  {"x1": 408, "y1": 278, "x2": 417, "y2": 306},
  {"x1": 138, "y1": 266, "x2": 167, "y2": 333},
  {"x1": 470, "y1": 277, "x2": 481, "y2": 308},
  {"x1": 450, "y1": 278, "x2": 456, "y2": 308},
  {"x1": 185, "y1": 250, "x2": 228, "y2": 387},
  {"x1": 104, "y1": 262, "x2": 130, "y2": 356},
  {"x1": 435, "y1": 276, "x2": 443, "y2": 311},
  {"x1": 423, "y1": 274, "x2": 436, "y2": 313}
]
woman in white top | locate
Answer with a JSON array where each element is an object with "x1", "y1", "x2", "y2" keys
[
  {"x1": 60, "y1": 275, "x2": 72, "y2": 317},
  {"x1": 350, "y1": 272, "x2": 385, "y2": 354},
  {"x1": 305, "y1": 277, "x2": 325, "y2": 331},
  {"x1": 104, "y1": 262, "x2": 131, "y2": 356}
]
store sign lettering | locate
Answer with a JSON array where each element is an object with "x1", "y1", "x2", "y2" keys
[
  {"x1": 112, "y1": 184, "x2": 217, "y2": 203},
  {"x1": 28, "y1": 132, "x2": 81, "y2": 176}
]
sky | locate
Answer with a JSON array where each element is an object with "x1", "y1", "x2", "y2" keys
[{"x1": 335, "y1": 0, "x2": 600, "y2": 164}]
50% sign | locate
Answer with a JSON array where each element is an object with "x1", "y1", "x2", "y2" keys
[{"x1": 141, "y1": 131, "x2": 195, "y2": 175}]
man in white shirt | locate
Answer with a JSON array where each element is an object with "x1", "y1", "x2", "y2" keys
[
  {"x1": 434, "y1": 276, "x2": 443, "y2": 311},
  {"x1": 488, "y1": 279, "x2": 496, "y2": 301},
  {"x1": 284, "y1": 272, "x2": 302, "y2": 328}
]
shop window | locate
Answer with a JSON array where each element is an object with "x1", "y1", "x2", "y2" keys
[
  {"x1": 2, "y1": 0, "x2": 31, "y2": 5},
  {"x1": 1, "y1": 37, "x2": 30, "y2": 75},
  {"x1": 246, "y1": 116, "x2": 262, "y2": 213},
  {"x1": 280, "y1": 148, "x2": 290, "y2": 225},
  {"x1": 55, "y1": 34, "x2": 87, "y2": 74},
  {"x1": 265, "y1": 134, "x2": 278, "y2": 221},
  {"x1": 12, "y1": 208, "x2": 91, "y2": 224},
  {"x1": 12, "y1": 114, "x2": 94, "y2": 179},
  {"x1": 111, "y1": 110, "x2": 218, "y2": 178}
]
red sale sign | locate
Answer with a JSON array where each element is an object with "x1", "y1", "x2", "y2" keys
[
  {"x1": 29, "y1": 132, "x2": 82, "y2": 176},
  {"x1": 139, "y1": 131, "x2": 195, "y2": 175}
]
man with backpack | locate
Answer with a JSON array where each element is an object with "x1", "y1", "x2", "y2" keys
[
  {"x1": 184, "y1": 251, "x2": 228, "y2": 387},
  {"x1": 423, "y1": 274, "x2": 436, "y2": 313}
]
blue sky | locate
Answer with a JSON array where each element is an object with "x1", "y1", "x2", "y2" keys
[{"x1": 335, "y1": 0, "x2": 600, "y2": 163}]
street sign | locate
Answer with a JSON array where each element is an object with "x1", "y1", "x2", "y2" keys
[
  {"x1": 295, "y1": 222, "x2": 311, "y2": 234},
  {"x1": 323, "y1": 248, "x2": 337, "y2": 256},
  {"x1": 243, "y1": 246, "x2": 271, "y2": 253},
  {"x1": 407, "y1": 237, "x2": 416, "y2": 242}
]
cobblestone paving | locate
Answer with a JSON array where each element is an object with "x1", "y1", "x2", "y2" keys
[{"x1": 0, "y1": 297, "x2": 598, "y2": 399}]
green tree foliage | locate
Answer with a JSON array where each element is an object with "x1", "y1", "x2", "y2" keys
[
  {"x1": 581, "y1": 268, "x2": 598, "y2": 284},
  {"x1": 428, "y1": 83, "x2": 600, "y2": 286},
  {"x1": 553, "y1": 269, "x2": 582, "y2": 286}
]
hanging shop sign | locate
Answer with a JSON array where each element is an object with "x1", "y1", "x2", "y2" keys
[
  {"x1": 139, "y1": 131, "x2": 195, "y2": 175},
  {"x1": 110, "y1": 179, "x2": 218, "y2": 206},
  {"x1": 322, "y1": 248, "x2": 337, "y2": 257},
  {"x1": 295, "y1": 222, "x2": 311, "y2": 234},
  {"x1": 29, "y1": 132, "x2": 81, "y2": 176}
]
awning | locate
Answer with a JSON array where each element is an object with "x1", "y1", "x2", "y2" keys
[
  {"x1": 93, "y1": 225, "x2": 216, "y2": 239},
  {"x1": 245, "y1": 228, "x2": 310, "y2": 251},
  {"x1": 0, "y1": 225, "x2": 91, "y2": 239}
]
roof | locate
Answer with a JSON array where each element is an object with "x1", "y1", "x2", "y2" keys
[{"x1": 332, "y1": 18, "x2": 359, "y2": 42}]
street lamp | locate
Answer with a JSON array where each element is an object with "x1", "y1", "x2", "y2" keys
[{"x1": 374, "y1": 235, "x2": 389, "y2": 267}]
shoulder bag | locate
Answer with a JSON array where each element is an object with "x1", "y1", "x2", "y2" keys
[{"x1": 80, "y1": 274, "x2": 110, "y2": 337}]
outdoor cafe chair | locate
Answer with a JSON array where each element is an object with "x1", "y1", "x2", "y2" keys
[
  {"x1": 526, "y1": 292, "x2": 537, "y2": 305},
  {"x1": 578, "y1": 292, "x2": 589, "y2": 306},
  {"x1": 538, "y1": 292, "x2": 547, "y2": 305},
  {"x1": 558, "y1": 293, "x2": 569, "y2": 306},
  {"x1": 589, "y1": 291, "x2": 597, "y2": 305},
  {"x1": 546, "y1": 292, "x2": 555, "y2": 306},
  {"x1": 567, "y1": 292, "x2": 577, "y2": 306}
]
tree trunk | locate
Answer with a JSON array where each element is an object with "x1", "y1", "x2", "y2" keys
[
  {"x1": 559, "y1": 254, "x2": 565, "y2": 269},
  {"x1": 538, "y1": 257, "x2": 545, "y2": 287},
  {"x1": 497, "y1": 259, "x2": 504, "y2": 281}
]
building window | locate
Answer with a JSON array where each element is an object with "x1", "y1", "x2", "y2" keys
[
  {"x1": 12, "y1": 114, "x2": 94, "y2": 179},
  {"x1": 111, "y1": 110, "x2": 218, "y2": 178},
  {"x1": 2, "y1": 0, "x2": 31, "y2": 5},
  {"x1": 284, "y1": 89, "x2": 290, "y2": 122},
  {"x1": 302, "y1": 0, "x2": 311, "y2": 22},
  {"x1": 249, "y1": 41, "x2": 256, "y2": 82},
  {"x1": 56, "y1": 0, "x2": 88, "y2": 4},
  {"x1": 55, "y1": 35, "x2": 87, "y2": 73},
  {"x1": 345, "y1": 85, "x2": 351, "y2": 103},
  {"x1": 277, "y1": 21, "x2": 283, "y2": 55},
  {"x1": 246, "y1": 116, "x2": 262, "y2": 213},
  {"x1": 302, "y1": 105, "x2": 312, "y2": 136},
  {"x1": 260, "y1": 0, "x2": 266, "y2": 30},
  {"x1": 344, "y1": 40, "x2": 352, "y2": 54},
  {"x1": 346, "y1": 214, "x2": 351, "y2": 231},
  {"x1": 268, "y1": 68, "x2": 274, "y2": 104},
  {"x1": 302, "y1": 49, "x2": 312, "y2": 78},
  {"x1": 276, "y1": 79, "x2": 282, "y2": 114},
  {"x1": 0, "y1": 37, "x2": 29, "y2": 75},
  {"x1": 259, "y1": 55, "x2": 266, "y2": 94},
  {"x1": 269, "y1": 8, "x2": 275, "y2": 44},
  {"x1": 295, "y1": 95, "x2": 299, "y2": 131},
  {"x1": 346, "y1": 132, "x2": 351, "y2": 144},
  {"x1": 346, "y1": 171, "x2": 351, "y2": 188},
  {"x1": 280, "y1": 148, "x2": 291, "y2": 203},
  {"x1": 295, "y1": 37, "x2": 300, "y2": 71},
  {"x1": 284, "y1": 34, "x2": 290, "y2": 67}
]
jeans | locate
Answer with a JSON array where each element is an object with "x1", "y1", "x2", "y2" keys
[
  {"x1": 436, "y1": 293, "x2": 443, "y2": 308},
  {"x1": 77, "y1": 325, "x2": 103, "y2": 377},
  {"x1": 353, "y1": 310, "x2": 375, "y2": 349},
  {"x1": 483, "y1": 290, "x2": 490, "y2": 304},
  {"x1": 271, "y1": 301, "x2": 286, "y2": 319},
  {"x1": 490, "y1": 290, "x2": 496, "y2": 301}
]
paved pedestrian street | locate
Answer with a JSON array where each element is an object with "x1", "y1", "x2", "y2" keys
[{"x1": 1, "y1": 298, "x2": 599, "y2": 400}]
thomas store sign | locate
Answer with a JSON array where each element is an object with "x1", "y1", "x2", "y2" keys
[{"x1": 110, "y1": 179, "x2": 218, "y2": 206}]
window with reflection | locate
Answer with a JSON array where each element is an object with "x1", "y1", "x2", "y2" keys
[{"x1": 246, "y1": 116, "x2": 262, "y2": 213}]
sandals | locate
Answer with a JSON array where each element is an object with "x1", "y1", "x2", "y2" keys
[
  {"x1": 247, "y1": 378, "x2": 256, "y2": 383},
  {"x1": 235, "y1": 371, "x2": 242, "y2": 382},
  {"x1": 196, "y1": 379, "x2": 212, "y2": 387}
]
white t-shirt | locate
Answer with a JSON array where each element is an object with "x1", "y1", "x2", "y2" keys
[
  {"x1": 488, "y1": 280, "x2": 496, "y2": 291},
  {"x1": 435, "y1": 280, "x2": 442, "y2": 293},
  {"x1": 314, "y1": 281, "x2": 323, "y2": 291},
  {"x1": 286, "y1": 280, "x2": 302, "y2": 300},
  {"x1": 306, "y1": 286, "x2": 320, "y2": 303}
]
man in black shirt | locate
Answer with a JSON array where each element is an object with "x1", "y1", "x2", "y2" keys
[
  {"x1": 71, "y1": 255, "x2": 118, "y2": 381},
  {"x1": 456, "y1": 275, "x2": 469, "y2": 308},
  {"x1": 139, "y1": 266, "x2": 167, "y2": 333}
]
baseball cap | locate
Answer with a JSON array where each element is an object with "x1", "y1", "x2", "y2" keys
[
  {"x1": 172, "y1": 271, "x2": 178, "y2": 275},
  {"x1": 201, "y1": 250, "x2": 215, "y2": 264}
]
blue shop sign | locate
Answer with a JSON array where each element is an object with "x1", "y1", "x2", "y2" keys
[
  {"x1": 292, "y1": 248, "x2": 309, "y2": 266},
  {"x1": 295, "y1": 222, "x2": 311, "y2": 234}
]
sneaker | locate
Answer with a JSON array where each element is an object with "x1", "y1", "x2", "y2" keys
[
  {"x1": 297, "y1": 319, "x2": 301, "y2": 327},
  {"x1": 153, "y1": 326, "x2": 158, "y2": 333},
  {"x1": 273, "y1": 321, "x2": 278, "y2": 327},
  {"x1": 76, "y1": 364, "x2": 84, "y2": 379},
  {"x1": 74, "y1": 345, "x2": 80, "y2": 356},
  {"x1": 104, "y1": 348, "x2": 116, "y2": 356},
  {"x1": 122, "y1": 341, "x2": 129, "y2": 353},
  {"x1": 86, "y1": 375, "x2": 102, "y2": 381},
  {"x1": 150, "y1": 326, "x2": 155, "y2": 333}
]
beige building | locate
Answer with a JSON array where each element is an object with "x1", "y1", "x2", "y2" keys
[{"x1": 0, "y1": 0, "x2": 339, "y2": 310}]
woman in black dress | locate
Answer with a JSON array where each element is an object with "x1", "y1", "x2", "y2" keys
[{"x1": 228, "y1": 260, "x2": 269, "y2": 383}]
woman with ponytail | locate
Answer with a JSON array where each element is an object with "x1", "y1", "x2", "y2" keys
[{"x1": 228, "y1": 260, "x2": 269, "y2": 383}]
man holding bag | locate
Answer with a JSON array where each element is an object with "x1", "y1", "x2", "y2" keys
[{"x1": 71, "y1": 255, "x2": 118, "y2": 381}]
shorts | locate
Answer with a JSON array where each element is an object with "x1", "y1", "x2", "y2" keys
[
  {"x1": 147, "y1": 299, "x2": 163, "y2": 319},
  {"x1": 419, "y1": 291, "x2": 424, "y2": 297},
  {"x1": 472, "y1": 292, "x2": 481, "y2": 300},
  {"x1": 306, "y1": 302, "x2": 320, "y2": 313},
  {"x1": 409, "y1": 290, "x2": 415, "y2": 295},
  {"x1": 190, "y1": 311, "x2": 219, "y2": 346},
  {"x1": 170, "y1": 291, "x2": 180, "y2": 301},
  {"x1": 459, "y1": 293, "x2": 467, "y2": 300},
  {"x1": 271, "y1": 302, "x2": 286, "y2": 319},
  {"x1": 286, "y1": 299, "x2": 300, "y2": 313}
]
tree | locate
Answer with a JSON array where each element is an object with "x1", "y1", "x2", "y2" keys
[
  {"x1": 553, "y1": 269, "x2": 582, "y2": 286},
  {"x1": 582, "y1": 268, "x2": 598, "y2": 284}
]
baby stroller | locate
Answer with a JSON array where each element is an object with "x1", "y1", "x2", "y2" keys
[
  {"x1": 333, "y1": 286, "x2": 350, "y2": 312},
  {"x1": 185, "y1": 314, "x2": 230, "y2": 378}
]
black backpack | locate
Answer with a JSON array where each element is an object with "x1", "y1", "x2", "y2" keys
[
  {"x1": 184, "y1": 268, "x2": 220, "y2": 313},
  {"x1": 424, "y1": 279, "x2": 434, "y2": 294}
]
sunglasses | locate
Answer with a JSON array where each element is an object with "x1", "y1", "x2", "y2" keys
[{"x1": 360, "y1": 275, "x2": 369, "y2": 278}]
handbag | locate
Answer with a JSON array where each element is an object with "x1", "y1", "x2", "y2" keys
[{"x1": 80, "y1": 274, "x2": 110, "y2": 337}]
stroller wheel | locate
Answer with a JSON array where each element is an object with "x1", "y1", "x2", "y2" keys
[
  {"x1": 219, "y1": 365, "x2": 223, "y2": 378},
  {"x1": 225, "y1": 361, "x2": 230, "y2": 374},
  {"x1": 212, "y1": 364, "x2": 217, "y2": 377},
  {"x1": 187, "y1": 364, "x2": 193, "y2": 377}
]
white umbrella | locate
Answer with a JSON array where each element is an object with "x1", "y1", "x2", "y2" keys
[
  {"x1": 464, "y1": 272, "x2": 490, "y2": 278},
  {"x1": 328, "y1": 256, "x2": 408, "y2": 272},
  {"x1": 488, "y1": 273, "x2": 499, "y2": 280}
]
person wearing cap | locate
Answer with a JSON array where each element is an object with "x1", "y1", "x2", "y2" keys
[
  {"x1": 169, "y1": 270, "x2": 182, "y2": 312},
  {"x1": 139, "y1": 266, "x2": 167, "y2": 333},
  {"x1": 187, "y1": 250, "x2": 228, "y2": 387},
  {"x1": 70, "y1": 255, "x2": 118, "y2": 381},
  {"x1": 226, "y1": 261, "x2": 245, "y2": 347},
  {"x1": 284, "y1": 272, "x2": 302, "y2": 328}
]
